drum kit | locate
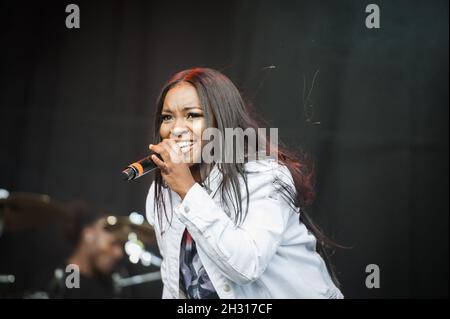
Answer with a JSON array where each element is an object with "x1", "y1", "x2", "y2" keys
[{"x1": 0, "y1": 189, "x2": 161, "y2": 298}]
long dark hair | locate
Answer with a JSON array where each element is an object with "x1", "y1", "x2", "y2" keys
[{"x1": 152, "y1": 67, "x2": 340, "y2": 286}]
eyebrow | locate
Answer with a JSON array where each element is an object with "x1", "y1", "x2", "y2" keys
[{"x1": 161, "y1": 105, "x2": 202, "y2": 113}]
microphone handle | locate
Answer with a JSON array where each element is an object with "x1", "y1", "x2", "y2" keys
[{"x1": 121, "y1": 153, "x2": 162, "y2": 181}]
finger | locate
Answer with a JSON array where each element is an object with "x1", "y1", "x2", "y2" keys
[
  {"x1": 149, "y1": 143, "x2": 170, "y2": 162},
  {"x1": 165, "y1": 139, "x2": 181, "y2": 154},
  {"x1": 151, "y1": 154, "x2": 168, "y2": 173},
  {"x1": 165, "y1": 139, "x2": 183, "y2": 163},
  {"x1": 160, "y1": 139, "x2": 182, "y2": 164}
]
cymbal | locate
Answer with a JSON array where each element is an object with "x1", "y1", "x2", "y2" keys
[
  {"x1": 0, "y1": 192, "x2": 67, "y2": 232},
  {"x1": 103, "y1": 215, "x2": 157, "y2": 247}
]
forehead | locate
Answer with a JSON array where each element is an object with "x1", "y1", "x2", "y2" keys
[{"x1": 163, "y1": 82, "x2": 201, "y2": 111}]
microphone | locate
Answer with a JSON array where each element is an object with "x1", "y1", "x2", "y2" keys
[{"x1": 121, "y1": 152, "x2": 162, "y2": 181}]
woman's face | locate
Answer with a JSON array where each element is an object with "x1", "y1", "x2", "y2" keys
[{"x1": 159, "y1": 82, "x2": 207, "y2": 166}]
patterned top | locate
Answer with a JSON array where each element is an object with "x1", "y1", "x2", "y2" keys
[{"x1": 179, "y1": 228, "x2": 219, "y2": 299}]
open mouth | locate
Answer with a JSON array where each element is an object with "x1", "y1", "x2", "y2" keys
[{"x1": 176, "y1": 141, "x2": 195, "y2": 153}]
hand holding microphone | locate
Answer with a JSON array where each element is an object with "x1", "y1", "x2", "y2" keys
[{"x1": 122, "y1": 140, "x2": 196, "y2": 199}]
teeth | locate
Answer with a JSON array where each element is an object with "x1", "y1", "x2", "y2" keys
[
  {"x1": 176, "y1": 141, "x2": 194, "y2": 151},
  {"x1": 176, "y1": 142, "x2": 193, "y2": 147}
]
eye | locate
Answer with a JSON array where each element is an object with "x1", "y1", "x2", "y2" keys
[
  {"x1": 161, "y1": 114, "x2": 172, "y2": 122},
  {"x1": 187, "y1": 112, "x2": 203, "y2": 119}
]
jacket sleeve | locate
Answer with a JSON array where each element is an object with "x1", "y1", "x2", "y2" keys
[{"x1": 174, "y1": 165, "x2": 294, "y2": 285}]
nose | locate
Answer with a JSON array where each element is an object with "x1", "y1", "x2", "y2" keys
[{"x1": 170, "y1": 124, "x2": 189, "y2": 139}]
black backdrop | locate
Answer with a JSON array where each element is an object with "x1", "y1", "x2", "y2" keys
[{"x1": 0, "y1": 0, "x2": 448, "y2": 298}]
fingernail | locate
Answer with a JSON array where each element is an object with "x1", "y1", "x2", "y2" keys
[{"x1": 149, "y1": 144, "x2": 153, "y2": 149}]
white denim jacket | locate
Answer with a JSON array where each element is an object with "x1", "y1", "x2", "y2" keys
[{"x1": 145, "y1": 159, "x2": 343, "y2": 299}]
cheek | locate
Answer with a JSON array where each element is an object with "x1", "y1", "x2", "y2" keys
[
  {"x1": 159, "y1": 124, "x2": 170, "y2": 139},
  {"x1": 192, "y1": 119, "x2": 206, "y2": 138}
]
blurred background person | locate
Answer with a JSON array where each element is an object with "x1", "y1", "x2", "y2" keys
[{"x1": 48, "y1": 201, "x2": 125, "y2": 299}]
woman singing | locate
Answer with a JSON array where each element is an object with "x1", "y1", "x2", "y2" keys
[{"x1": 145, "y1": 67, "x2": 343, "y2": 299}]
